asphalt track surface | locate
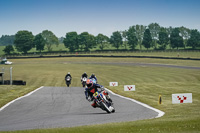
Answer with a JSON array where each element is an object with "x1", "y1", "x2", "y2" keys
[{"x1": 0, "y1": 86, "x2": 161, "y2": 131}]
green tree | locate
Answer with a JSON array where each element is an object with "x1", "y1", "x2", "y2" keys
[
  {"x1": 166, "y1": 26, "x2": 173, "y2": 35},
  {"x1": 187, "y1": 29, "x2": 200, "y2": 49},
  {"x1": 142, "y1": 29, "x2": 152, "y2": 50},
  {"x1": 63, "y1": 32, "x2": 79, "y2": 52},
  {"x1": 148, "y1": 23, "x2": 160, "y2": 49},
  {"x1": 165, "y1": 26, "x2": 173, "y2": 48},
  {"x1": 170, "y1": 28, "x2": 184, "y2": 49},
  {"x1": 96, "y1": 33, "x2": 109, "y2": 50},
  {"x1": 110, "y1": 31, "x2": 122, "y2": 50},
  {"x1": 127, "y1": 26, "x2": 138, "y2": 50},
  {"x1": 179, "y1": 26, "x2": 191, "y2": 48},
  {"x1": 14, "y1": 30, "x2": 34, "y2": 54},
  {"x1": 79, "y1": 32, "x2": 96, "y2": 51},
  {"x1": 121, "y1": 30, "x2": 128, "y2": 50},
  {"x1": 3, "y1": 45, "x2": 14, "y2": 54},
  {"x1": 41, "y1": 30, "x2": 59, "y2": 51},
  {"x1": 158, "y1": 28, "x2": 169, "y2": 50},
  {"x1": 33, "y1": 33, "x2": 45, "y2": 53},
  {"x1": 0, "y1": 35, "x2": 15, "y2": 46},
  {"x1": 135, "y1": 25, "x2": 146, "y2": 50}
]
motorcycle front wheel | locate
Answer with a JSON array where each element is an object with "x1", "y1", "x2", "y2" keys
[{"x1": 100, "y1": 102, "x2": 112, "y2": 113}]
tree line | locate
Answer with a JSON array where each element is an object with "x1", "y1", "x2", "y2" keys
[{"x1": 2, "y1": 23, "x2": 200, "y2": 54}]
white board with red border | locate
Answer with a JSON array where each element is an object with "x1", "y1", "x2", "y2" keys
[
  {"x1": 109, "y1": 82, "x2": 118, "y2": 87},
  {"x1": 172, "y1": 93, "x2": 192, "y2": 104},
  {"x1": 124, "y1": 85, "x2": 135, "y2": 91}
]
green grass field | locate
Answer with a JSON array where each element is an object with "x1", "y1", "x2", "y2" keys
[{"x1": 0, "y1": 57, "x2": 200, "y2": 133}]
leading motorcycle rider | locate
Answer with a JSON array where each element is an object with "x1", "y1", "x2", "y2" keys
[{"x1": 85, "y1": 79, "x2": 112, "y2": 108}]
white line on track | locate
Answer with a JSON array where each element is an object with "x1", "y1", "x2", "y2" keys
[
  {"x1": 105, "y1": 88, "x2": 165, "y2": 118},
  {"x1": 0, "y1": 86, "x2": 44, "y2": 112}
]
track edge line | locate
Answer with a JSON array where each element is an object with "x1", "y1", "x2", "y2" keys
[
  {"x1": 105, "y1": 88, "x2": 165, "y2": 118},
  {"x1": 0, "y1": 86, "x2": 44, "y2": 112}
]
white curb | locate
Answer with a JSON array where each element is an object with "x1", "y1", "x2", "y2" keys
[
  {"x1": 0, "y1": 86, "x2": 44, "y2": 112},
  {"x1": 105, "y1": 88, "x2": 165, "y2": 118}
]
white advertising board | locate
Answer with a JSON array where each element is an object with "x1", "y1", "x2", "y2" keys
[
  {"x1": 124, "y1": 85, "x2": 135, "y2": 91},
  {"x1": 172, "y1": 93, "x2": 192, "y2": 104},
  {"x1": 109, "y1": 82, "x2": 118, "y2": 86}
]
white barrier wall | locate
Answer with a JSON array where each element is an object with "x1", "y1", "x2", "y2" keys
[
  {"x1": 172, "y1": 93, "x2": 192, "y2": 104},
  {"x1": 109, "y1": 82, "x2": 118, "y2": 86},
  {"x1": 124, "y1": 85, "x2": 135, "y2": 91}
]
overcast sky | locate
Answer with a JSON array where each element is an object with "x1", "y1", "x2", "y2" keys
[{"x1": 0, "y1": 0, "x2": 200, "y2": 37}]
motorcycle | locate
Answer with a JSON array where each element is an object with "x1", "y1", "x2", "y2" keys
[
  {"x1": 92, "y1": 90, "x2": 115, "y2": 113},
  {"x1": 81, "y1": 77, "x2": 87, "y2": 87},
  {"x1": 66, "y1": 76, "x2": 71, "y2": 87}
]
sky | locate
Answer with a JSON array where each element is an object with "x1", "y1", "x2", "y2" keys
[{"x1": 0, "y1": 0, "x2": 200, "y2": 38}]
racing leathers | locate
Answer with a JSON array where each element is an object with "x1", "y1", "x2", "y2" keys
[
  {"x1": 65, "y1": 74, "x2": 72, "y2": 84},
  {"x1": 81, "y1": 73, "x2": 88, "y2": 82},
  {"x1": 89, "y1": 75, "x2": 97, "y2": 83},
  {"x1": 82, "y1": 73, "x2": 88, "y2": 78},
  {"x1": 85, "y1": 84, "x2": 104, "y2": 108}
]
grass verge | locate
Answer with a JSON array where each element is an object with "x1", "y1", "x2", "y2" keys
[{"x1": 0, "y1": 57, "x2": 200, "y2": 133}]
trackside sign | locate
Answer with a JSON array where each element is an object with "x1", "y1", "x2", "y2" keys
[
  {"x1": 109, "y1": 82, "x2": 118, "y2": 86},
  {"x1": 124, "y1": 85, "x2": 135, "y2": 91},
  {"x1": 172, "y1": 93, "x2": 192, "y2": 104}
]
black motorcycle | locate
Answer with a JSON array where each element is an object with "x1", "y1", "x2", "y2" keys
[
  {"x1": 81, "y1": 77, "x2": 87, "y2": 87},
  {"x1": 65, "y1": 76, "x2": 71, "y2": 87}
]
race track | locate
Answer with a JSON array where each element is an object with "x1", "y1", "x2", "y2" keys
[{"x1": 0, "y1": 86, "x2": 162, "y2": 131}]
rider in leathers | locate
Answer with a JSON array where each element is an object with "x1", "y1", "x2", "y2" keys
[
  {"x1": 85, "y1": 79, "x2": 111, "y2": 108},
  {"x1": 89, "y1": 73, "x2": 97, "y2": 83},
  {"x1": 81, "y1": 72, "x2": 88, "y2": 82},
  {"x1": 65, "y1": 72, "x2": 72, "y2": 84}
]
